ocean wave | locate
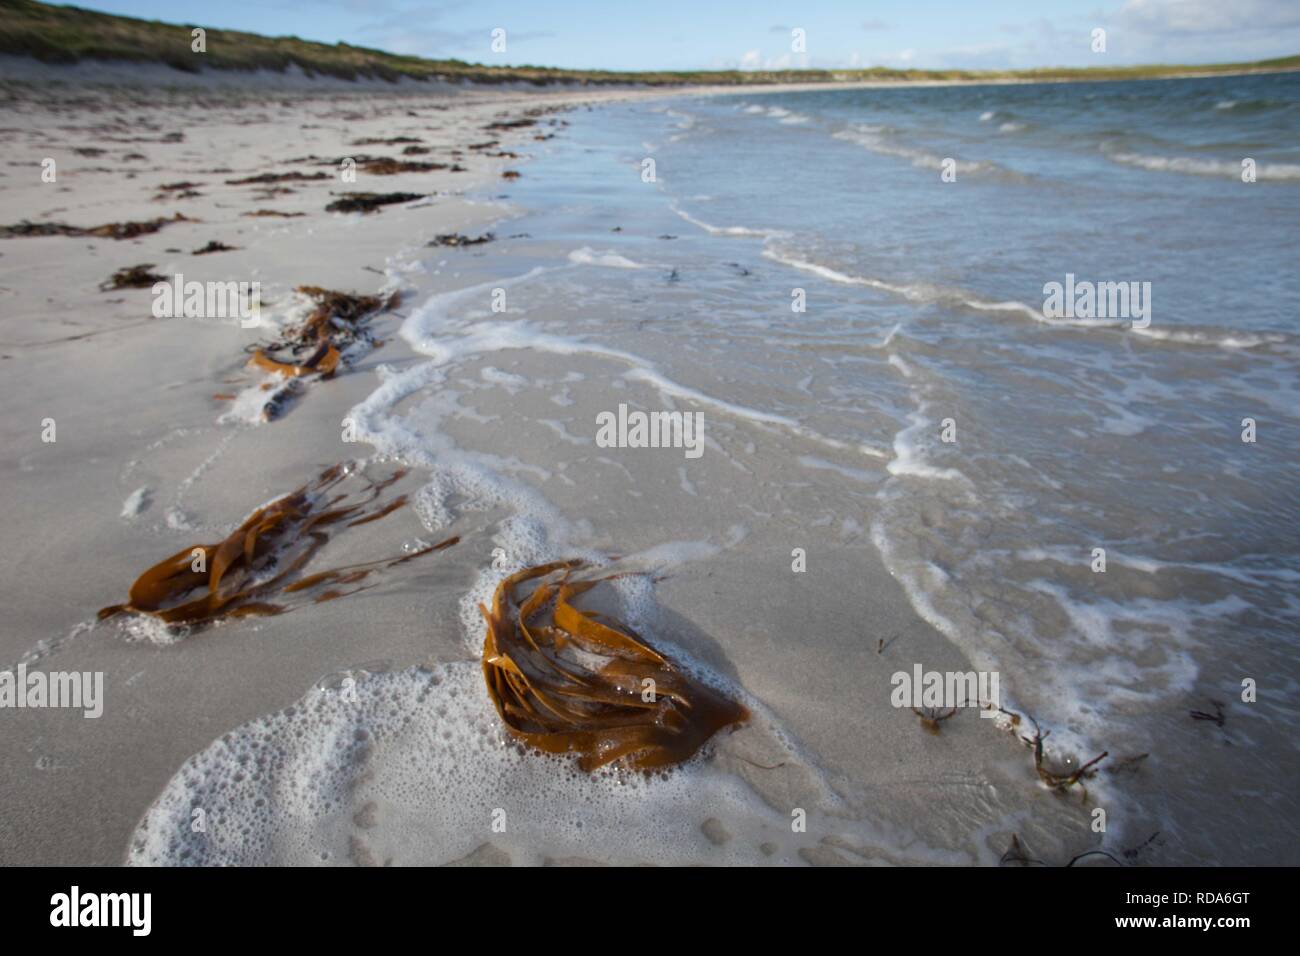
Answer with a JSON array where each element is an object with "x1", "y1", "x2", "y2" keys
[
  {"x1": 567, "y1": 247, "x2": 645, "y2": 269},
  {"x1": 670, "y1": 203, "x2": 788, "y2": 238},
  {"x1": 1104, "y1": 148, "x2": 1300, "y2": 181},
  {"x1": 760, "y1": 245, "x2": 1291, "y2": 352},
  {"x1": 833, "y1": 123, "x2": 1016, "y2": 178}
]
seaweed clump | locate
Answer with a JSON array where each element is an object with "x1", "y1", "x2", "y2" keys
[
  {"x1": 98, "y1": 463, "x2": 457, "y2": 627},
  {"x1": 0, "y1": 213, "x2": 192, "y2": 240},
  {"x1": 246, "y1": 285, "x2": 397, "y2": 380},
  {"x1": 325, "y1": 192, "x2": 423, "y2": 214},
  {"x1": 428, "y1": 232, "x2": 494, "y2": 247},
  {"x1": 481, "y1": 561, "x2": 749, "y2": 772},
  {"x1": 192, "y1": 240, "x2": 236, "y2": 255},
  {"x1": 357, "y1": 158, "x2": 462, "y2": 175},
  {"x1": 100, "y1": 263, "x2": 166, "y2": 290},
  {"x1": 225, "y1": 171, "x2": 329, "y2": 185}
]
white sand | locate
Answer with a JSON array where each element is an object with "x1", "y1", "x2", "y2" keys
[{"x1": 0, "y1": 67, "x2": 1100, "y2": 865}]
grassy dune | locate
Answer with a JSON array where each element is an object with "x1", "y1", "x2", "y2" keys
[{"x1": 1, "y1": 0, "x2": 1297, "y2": 86}]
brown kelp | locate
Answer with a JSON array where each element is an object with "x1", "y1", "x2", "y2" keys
[
  {"x1": 356, "y1": 158, "x2": 462, "y2": 175},
  {"x1": 225, "y1": 171, "x2": 329, "y2": 185},
  {"x1": 99, "y1": 464, "x2": 457, "y2": 627},
  {"x1": 983, "y1": 704, "x2": 1110, "y2": 800},
  {"x1": 245, "y1": 285, "x2": 397, "y2": 384},
  {"x1": 351, "y1": 136, "x2": 424, "y2": 146},
  {"x1": 0, "y1": 213, "x2": 192, "y2": 240},
  {"x1": 429, "y1": 232, "x2": 495, "y2": 248},
  {"x1": 192, "y1": 240, "x2": 236, "y2": 255},
  {"x1": 325, "y1": 192, "x2": 424, "y2": 213},
  {"x1": 481, "y1": 561, "x2": 749, "y2": 772},
  {"x1": 100, "y1": 263, "x2": 165, "y2": 290}
]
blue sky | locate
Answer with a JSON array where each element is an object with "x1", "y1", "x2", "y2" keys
[{"x1": 73, "y1": 1, "x2": 1300, "y2": 70}]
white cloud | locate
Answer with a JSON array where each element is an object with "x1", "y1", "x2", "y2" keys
[{"x1": 1117, "y1": 0, "x2": 1300, "y2": 34}]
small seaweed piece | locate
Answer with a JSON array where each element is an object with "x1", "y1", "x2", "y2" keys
[
  {"x1": 100, "y1": 263, "x2": 166, "y2": 291},
  {"x1": 325, "y1": 192, "x2": 423, "y2": 214},
  {"x1": 428, "y1": 232, "x2": 495, "y2": 248},
  {"x1": 1, "y1": 213, "x2": 192, "y2": 240},
  {"x1": 481, "y1": 561, "x2": 749, "y2": 772},
  {"x1": 911, "y1": 705, "x2": 958, "y2": 735},
  {"x1": 192, "y1": 240, "x2": 236, "y2": 255},
  {"x1": 84, "y1": 213, "x2": 194, "y2": 239},
  {"x1": 155, "y1": 181, "x2": 203, "y2": 198},
  {"x1": 352, "y1": 136, "x2": 424, "y2": 146},
  {"x1": 483, "y1": 118, "x2": 537, "y2": 131},
  {"x1": 501, "y1": 170, "x2": 521, "y2": 180},
  {"x1": 357, "y1": 158, "x2": 459, "y2": 175},
  {"x1": 242, "y1": 209, "x2": 305, "y2": 218},
  {"x1": 226, "y1": 171, "x2": 329, "y2": 185},
  {"x1": 98, "y1": 464, "x2": 456, "y2": 627},
  {"x1": 1018, "y1": 710, "x2": 1108, "y2": 796},
  {"x1": 1190, "y1": 700, "x2": 1226, "y2": 727}
]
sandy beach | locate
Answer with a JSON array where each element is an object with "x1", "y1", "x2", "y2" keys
[
  {"x1": 0, "y1": 66, "x2": 1104, "y2": 866},
  {"x1": 2, "y1": 31, "x2": 1296, "y2": 870}
]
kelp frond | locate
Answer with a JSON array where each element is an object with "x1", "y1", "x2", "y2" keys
[
  {"x1": 99, "y1": 463, "x2": 456, "y2": 627},
  {"x1": 480, "y1": 562, "x2": 748, "y2": 772},
  {"x1": 244, "y1": 285, "x2": 396, "y2": 384}
]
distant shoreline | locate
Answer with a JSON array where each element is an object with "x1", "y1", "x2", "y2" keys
[
  {"x1": 3, "y1": 53, "x2": 1298, "y2": 97},
  {"x1": 2, "y1": 0, "x2": 1297, "y2": 91}
]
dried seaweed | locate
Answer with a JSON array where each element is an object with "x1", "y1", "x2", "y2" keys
[
  {"x1": 325, "y1": 192, "x2": 423, "y2": 214},
  {"x1": 100, "y1": 263, "x2": 165, "y2": 290},
  {"x1": 481, "y1": 561, "x2": 749, "y2": 772},
  {"x1": 483, "y1": 118, "x2": 536, "y2": 131},
  {"x1": 501, "y1": 170, "x2": 521, "y2": 180},
  {"x1": 402, "y1": 146, "x2": 432, "y2": 155},
  {"x1": 428, "y1": 232, "x2": 495, "y2": 248},
  {"x1": 226, "y1": 171, "x2": 329, "y2": 185},
  {"x1": 192, "y1": 240, "x2": 236, "y2": 255},
  {"x1": 242, "y1": 209, "x2": 305, "y2": 218},
  {"x1": 357, "y1": 158, "x2": 462, "y2": 175},
  {"x1": 352, "y1": 136, "x2": 423, "y2": 146},
  {"x1": 98, "y1": 464, "x2": 456, "y2": 627},
  {"x1": 1, "y1": 213, "x2": 192, "y2": 240}
]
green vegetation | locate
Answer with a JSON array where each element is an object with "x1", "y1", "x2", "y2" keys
[{"x1": 2, "y1": 0, "x2": 1297, "y2": 87}]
